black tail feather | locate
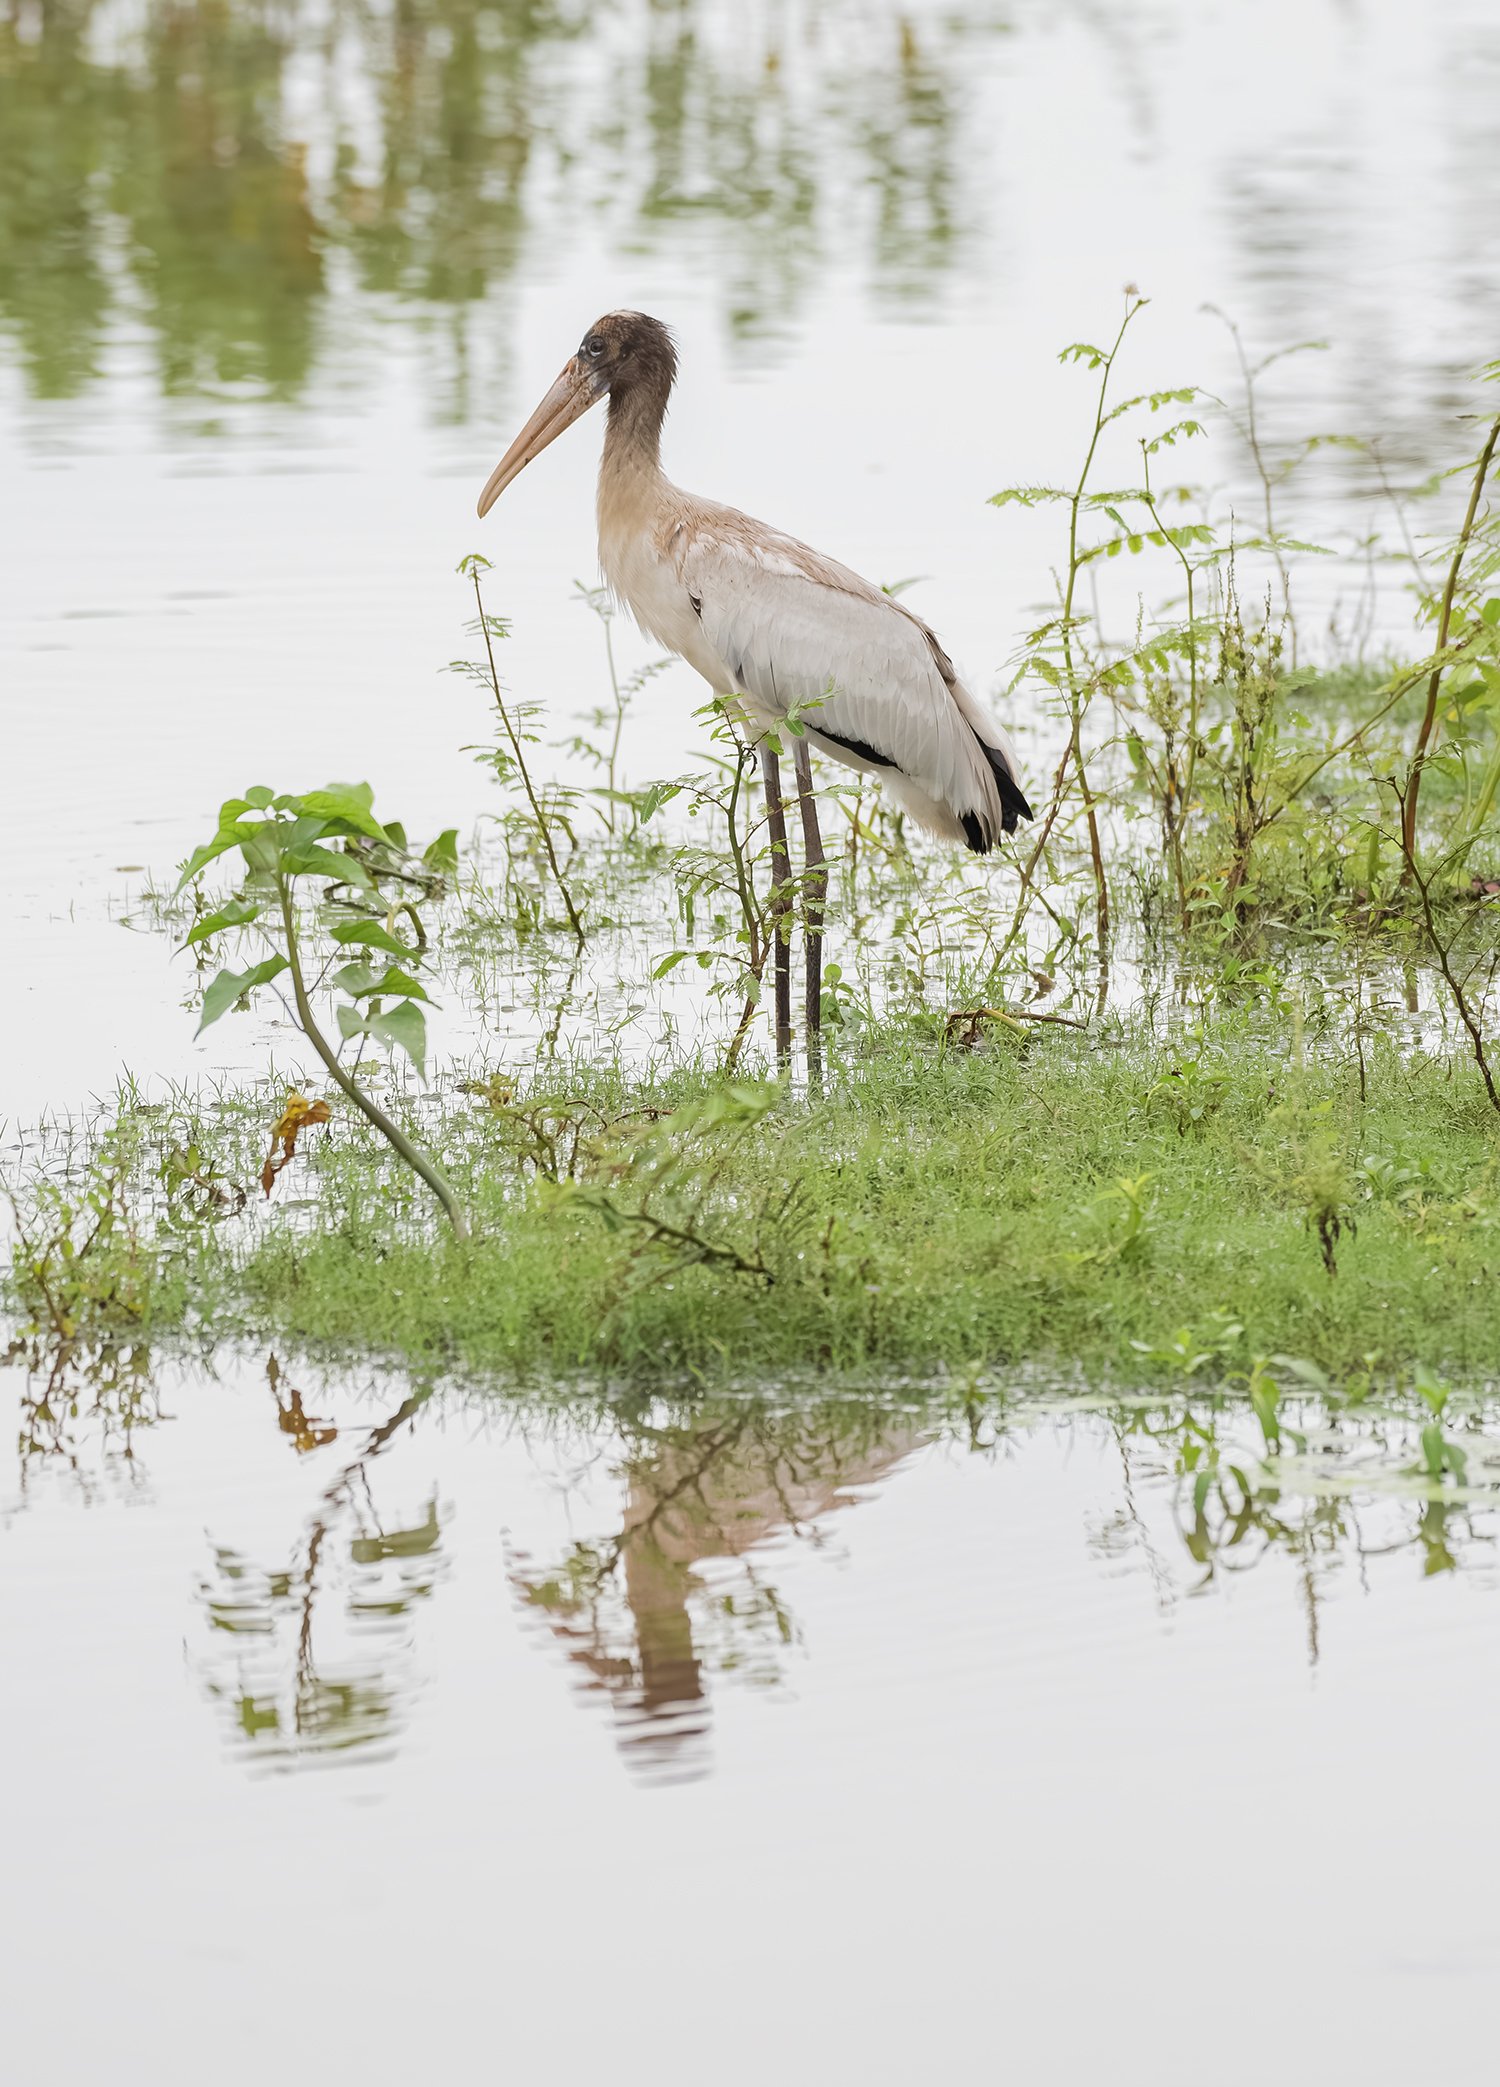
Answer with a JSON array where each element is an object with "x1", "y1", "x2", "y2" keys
[{"x1": 961, "y1": 740, "x2": 1033, "y2": 852}]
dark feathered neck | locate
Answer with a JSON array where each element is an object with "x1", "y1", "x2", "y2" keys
[{"x1": 602, "y1": 360, "x2": 673, "y2": 476}]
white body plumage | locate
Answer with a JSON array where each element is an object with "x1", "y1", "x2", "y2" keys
[{"x1": 599, "y1": 459, "x2": 1026, "y2": 850}]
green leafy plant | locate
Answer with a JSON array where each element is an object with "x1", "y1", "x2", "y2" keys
[
  {"x1": 1243, "y1": 1357, "x2": 1285, "y2": 1455},
  {"x1": 1129, "y1": 1310, "x2": 1245, "y2": 1376},
  {"x1": 1079, "y1": 1172, "x2": 1156, "y2": 1265},
  {"x1": 178, "y1": 783, "x2": 469, "y2": 1238},
  {"x1": 1413, "y1": 1363, "x2": 1469, "y2": 1487},
  {"x1": 4, "y1": 1149, "x2": 153, "y2": 1343},
  {"x1": 1146, "y1": 1051, "x2": 1231, "y2": 1135},
  {"x1": 1400, "y1": 387, "x2": 1500, "y2": 865}
]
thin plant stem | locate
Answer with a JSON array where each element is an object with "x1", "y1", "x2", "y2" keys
[
  {"x1": 1396, "y1": 837, "x2": 1500, "y2": 1114},
  {"x1": 472, "y1": 569, "x2": 586, "y2": 943},
  {"x1": 720, "y1": 716, "x2": 770, "y2": 1074},
  {"x1": 1230, "y1": 318, "x2": 1292, "y2": 647},
  {"x1": 846, "y1": 778, "x2": 865, "y2": 886},
  {"x1": 1061, "y1": 299, "x2": 1142, "y2": 954},
  {"x1": 276, "y1": 879, "x2": 471, "y2": 1239},
  {"x1": 719, "y1": 707, "x2": 765, "y2": 978},
  {"x1": 990, "y1": 745, "x2": 1073, "y2": 970},
  {"x1": 600, "y1": 610, "x2": 626, "y2": 831},
  {"x1": 577, "y1": 1192, "x2": 773, "y2": 1284},
  {"x1": 1369, "y1": 437, "x2": 1429, "y2": 589},
  {"x1": 1139, "y1": 440, "x2": 1200, "y2": 924},
  {"x1": 1400, "y1": 409, "x2": 1500, "y2": 873}
]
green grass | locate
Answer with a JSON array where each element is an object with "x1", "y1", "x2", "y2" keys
[{"x1": 18, "y1": 1009, "x2": 1500, "y2": 1389}]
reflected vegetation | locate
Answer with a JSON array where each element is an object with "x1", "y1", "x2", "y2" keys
[
  {"x1": 5, "y1": 1331, "x2": 1500, "y2": 1778},
  {"x1": 195, "y1": 1362, "x2": 444, "y2": 1766},
  {"x1": 0, "y1": 0, "x2": 323, "y2": 400},
  {"x1": 4, "y1": 1328, "x2": 163, "y2": 1499},
  {"x1": 1096, "y1": 1401, "x2": 1500, "y2": 1663},
  {"x1": 0, "y1": 0, "x2": 1001, "y2": 410}
]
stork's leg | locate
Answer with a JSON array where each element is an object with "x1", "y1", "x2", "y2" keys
[
  {"x1": 792, "y1": 735, "x2": 826, "y2": 1058},
  {"x1": 761, "y1": 742, "x2": 793, "y2": 1062}
]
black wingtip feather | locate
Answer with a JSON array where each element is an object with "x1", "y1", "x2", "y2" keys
[{"x1": 980, "y1": 741, "x2": 1033, "y2": 836}]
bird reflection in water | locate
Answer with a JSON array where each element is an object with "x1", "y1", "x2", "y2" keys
[
  {"x1": 509, "y1": 1403, "x2": 925, "y2": 1783},
  {"x1": 196, "y1": 1360, "x2": 446, "y2": 1770}
]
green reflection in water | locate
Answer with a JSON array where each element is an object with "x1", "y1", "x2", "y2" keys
[
  {"x1": 9, "y1": 1334, "x2": 1495, "y2": 1776},
  {"x1": 193, "y1": 1368, "x2": 445, "y2": 1768},
  {"x1": 0, "y1": 0, "x2": 323, "y2": 400},
  {"x1": 0, "y1": 0, "x2": 1000, "y2": 410}
]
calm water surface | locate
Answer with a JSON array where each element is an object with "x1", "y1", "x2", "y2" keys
[
  {"x1": 5, "y1": 1350, "x2": 1500, "y2": 2083},
  {"x1": 5, "y1": 0, "x2": 1500, "y2": 1112},
  {"x1": 6, "y1": 6, "x2": 1500, "y2": 2078}
]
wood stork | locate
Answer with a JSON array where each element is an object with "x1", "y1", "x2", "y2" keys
[{"x1": 476, "y1": 310, "x2": 1032, "y2": 1054}]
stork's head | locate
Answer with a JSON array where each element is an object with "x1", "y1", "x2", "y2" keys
[{"x1": 476, "y1": 311, "x2": 677, "y2": 517}]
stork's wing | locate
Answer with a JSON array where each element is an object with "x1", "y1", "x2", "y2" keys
[{"x1": 679, "y1": 522, "x2": 1021, "y2": 843}]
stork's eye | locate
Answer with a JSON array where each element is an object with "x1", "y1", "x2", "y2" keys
[{"x1": 585, "y1": 336, "x2": 605, "y2": 359}]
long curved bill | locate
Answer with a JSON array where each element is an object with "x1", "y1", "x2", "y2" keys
[{"x1": 476, "y1": 357, "x2": 600, "y2": 517}]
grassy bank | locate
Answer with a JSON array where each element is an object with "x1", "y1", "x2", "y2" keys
[{"x1": 13, "y1": 1010, "x2": 1500, "y2": 1389}]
